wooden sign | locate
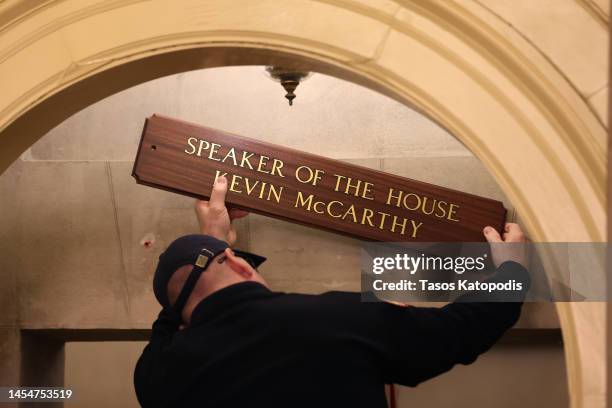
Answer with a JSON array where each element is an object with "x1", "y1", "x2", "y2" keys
[{"x1": 132, "y1": 115, "x2": 506, "y2": 242}]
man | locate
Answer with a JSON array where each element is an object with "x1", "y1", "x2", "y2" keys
[{"x1": 134, "y1": 176, "x2": 529, "y2": 408}]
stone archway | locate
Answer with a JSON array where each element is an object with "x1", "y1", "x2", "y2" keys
[{"x1": 0, "y1": 1, "x2": 606, "y2": 406}]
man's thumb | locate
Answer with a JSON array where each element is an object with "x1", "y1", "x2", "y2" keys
[{"x1": 483, "y1": 226, "x2": 502, "y2": 243}]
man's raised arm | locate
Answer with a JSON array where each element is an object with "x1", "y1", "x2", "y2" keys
[{"x1": 378, "y1": 223, "x2": 530, "y2": 386}]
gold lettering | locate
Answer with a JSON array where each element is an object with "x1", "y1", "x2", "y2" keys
[
  {"x1": 258, "y1": 182, "x2": 267, "y2": 199},
  {"x1": 402, "y1": 193, "x2": 421, "y2": 211},
  {"x1": 197, "y1": 139, "x2": 210, "y2": 157},
  {"x1": 378, "y1": 212, "x2": 391, "y2": 230},
  {"x1": 208, "y1": 143, "x2": 222, "y2": 161},
  {"x1": 270, "y1": 159, "x2": 285, "y2": 178},
  {"x1": 295, "y1": 166, "x2": 313, "y2": 183},
  {"x1": 257, "y1": 155, "x2": 270, "y2": 173},
  {"x1": 361, "y1": 208, "x2": 375, "y2": 226},
  {"x1": 391, "y1": 216, "x2": 408, "y2": 235},
  {"x1": 294, "y1": 191, "x2": 314, "y2": 211},
  {"x1": 421, "y1": 197, "x2": 436, "y2": 215},
  {"x1": 295, "y1": 166, "x2": 324, "y2": 185},
  {"x1": 312, "y1": 169, "x2": 325, "y2": 186},
  {"x1": 386, "y1": 188, "x2": 402, "y2": 207},
  {"x1": 435, "y1": 200, "x2": 448, "y2": 218},
  {"x1": 288, "y1": 192, "x2": 423, "y2": 238},
  {"x1": 267, "y1": 184, "x2": 283, "y2": 203},
  {"x1": 240, "y1": 151, "x2": 255, "y2": 170},
  {"x1": 333, "y1": 174, "x2": 346, "y2": 192},
  {"x1": 342, "y1": 204, "x2": 358, "y2": 223},
  {"x1": 244, "y1": 178, "x2": 260, "y2": 195},
  {"x1": 335, "y1": 175, "x2": 374, "y2": 199},
  {"x1": 313, "y1": 201, "x2": 325, "y2": 214},
  {"x1": 229, "y1": 175, "x2": 242, "y2": 193},
  {"x1": 411, "y1": 221, "x2": 423, "y2": 238},
  {"x1": 327, "y1": 201, "x2": 344, "y2": 218},
  {"x1": 222, "y1": 147, "x2": 238, "y2": 166},
  {"x1": 447, "y1": 204, "x2": 460, "y2": 222},
  {"x1": 362, "y1": 182, "x2": 375, "y2": 200},
  {"x1": 344, "y1": 178, "x2": 362, "y2": 197},
  {"x1": 185, "y1": 137, "x2": 198, "y2": 155}
]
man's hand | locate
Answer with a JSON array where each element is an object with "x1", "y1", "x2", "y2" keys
[
  {"x1": 195, "y1": 176, "x2": 248, "y2": 245},
  {"x1": 483, "y1": 223, "x2": 528, "y2": 269}
]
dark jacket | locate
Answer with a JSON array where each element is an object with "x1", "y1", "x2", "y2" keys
[{"x1": 134, "y1": 261, "x2": 529, "y2": 407}]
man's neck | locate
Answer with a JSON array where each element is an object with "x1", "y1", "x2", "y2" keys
[{"x1": 182, "y1": 276, "x2": 248, "y2": 324}]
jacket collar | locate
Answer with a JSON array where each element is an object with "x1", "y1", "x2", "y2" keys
[{"x1": 189, "y1": 281, "x2": 275, "y2": 326}]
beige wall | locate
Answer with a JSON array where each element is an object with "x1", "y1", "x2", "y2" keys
[
  {"x1": 396, "y1": 343, "x2": 568, "y2": 408},
  {"x1": 65, "y1": 342, "x2": 142, "y2": 408}
]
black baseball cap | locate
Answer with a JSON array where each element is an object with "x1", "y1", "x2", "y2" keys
[{"x1": 153, "y1": 234, "x2": 266, "y2": 310}]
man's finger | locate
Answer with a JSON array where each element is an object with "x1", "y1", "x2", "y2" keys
[
  {"x1": 483, "y1": 226, "x2": 502, "y2": 243},
  {"x1": 504, "y1": 223, "x2": 523, "y2": 240},
  {"x1": 209, "y1": 176, "x2": 228, "y2": 210}
]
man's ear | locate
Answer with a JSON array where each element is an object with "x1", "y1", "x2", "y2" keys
[{"x1": 224, "y1": 248, "x2": 254, "y2": 279}]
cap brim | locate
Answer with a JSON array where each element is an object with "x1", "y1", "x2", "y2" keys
[{"x1": 233, "y1": 249, "x2": 267, "y2": 268}]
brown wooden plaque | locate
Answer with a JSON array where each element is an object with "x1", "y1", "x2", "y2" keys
[{"x1": 132, "y1": 115, "x2": 506, "y2": 242}]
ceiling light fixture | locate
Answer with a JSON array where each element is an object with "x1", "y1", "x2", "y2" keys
[{"x1": 265, "y1": 66, "x2": 311, "y2": 106}]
